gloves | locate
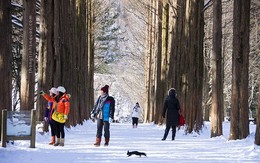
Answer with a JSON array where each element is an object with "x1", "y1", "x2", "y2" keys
[
  {"x1": 44, "y1": 117, "x2": 48, "y2": 122},
  {"x1": 109, "y1": 117, "x2": 113, "y2": 123},
  {"x1": 64, "y1": 114, "x2": 68, "y2": 120},
  {"x1": 91, "y1": 113, "x2": 95, "y2": 119},
  {"x1": 40, "y1": 90, "x2": 45, "y2": 95}
]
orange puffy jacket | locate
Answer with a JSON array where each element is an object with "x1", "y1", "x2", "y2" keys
[{"x1": 43, "y1": 93, "x2": 70, "y2": 115}]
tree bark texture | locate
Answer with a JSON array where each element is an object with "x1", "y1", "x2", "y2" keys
[
  {"x1": 37, "y1": 0, "x2": 91, "y2": 126},
  {"x1": 230, "y1": 0, "x2": 250, "y2": 140},
  {"x1": 0, "y1": 0, "x2": 12, "y2": 140},
  {"x1": 211, "y1": 0, "x2": 223, "y2": 137},
  {"x1": 170, "y1": 0, "x2": 204, "y2": 133},
  {"x1": 21, "y1": 0, "x2": 36, "y2": 111}
]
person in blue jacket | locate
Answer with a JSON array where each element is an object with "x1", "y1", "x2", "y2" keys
[
  {"x1": 91, "y1": 85, "x2": 115, "y2": 146},
  {"x1": 44, "y1": 87, "x2": 58, "y2": 145}
]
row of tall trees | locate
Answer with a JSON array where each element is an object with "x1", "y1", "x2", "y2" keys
[
  {"x1": 0, "y1": 0, "x2": 95, "y2": 130},
  {"x1": 36, "y1": 0, "x2": 95, "y2": 126},
  {"x1": 143, "y1": 0, "x2": 259, "y2": 143},
  {"x1": 144, "y1": 0, "x2": 204, "y2": 133}
]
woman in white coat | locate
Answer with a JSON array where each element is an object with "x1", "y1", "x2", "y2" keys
[{"x1": 132, "y1": 102, "x2": 141, "y2": 128}]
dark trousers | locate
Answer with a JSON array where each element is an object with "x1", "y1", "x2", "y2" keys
[
  {"x1": 163, "y1": 124, "x2": 177, "y2": 140},
  {"x1": 53, "y1": 120, "x2": 65, "y2": 139},
  {"x1": 132, "y1": 117, "x2": 139, "y2": 126},
  {"x1": 96, "y1": 119, "x2": 110, "y2": 139},
  {"x1": 50, "y1": 122, "x2": 56, "y2": 137}
]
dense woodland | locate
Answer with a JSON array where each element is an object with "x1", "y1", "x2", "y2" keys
[{"x1": 0, "y1": 0, "x2": 259, "y2": 144}]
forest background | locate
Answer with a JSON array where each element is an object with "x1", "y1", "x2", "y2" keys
[{"x1": 0, "y1": 0, "x2": 259, "y2": 144}]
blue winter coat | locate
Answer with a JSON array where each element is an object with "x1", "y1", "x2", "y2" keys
[{"x1": 92, "y1": 96, "x2": 115, "y2": 121}]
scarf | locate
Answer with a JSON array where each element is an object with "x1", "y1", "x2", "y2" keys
[{"x1": 96, "y1": 93, "x2": 108, "y2": 113}]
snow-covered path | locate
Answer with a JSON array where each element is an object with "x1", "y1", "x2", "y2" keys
[{"x1": 0, "y1": 121, "x2": 260, "y2": 163}]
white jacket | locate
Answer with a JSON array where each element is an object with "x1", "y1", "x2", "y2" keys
[{"x1": 132, "y1": 105, "x2": 140, "y2": 118}]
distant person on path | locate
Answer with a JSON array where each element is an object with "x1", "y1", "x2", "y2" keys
[
  {"x1": 43, "y1": 87, "x2": 58, "y2": 145},
  {"x1": 131, "y1": 102, "x2": 141, "y2": 128},
  {"x1": 40, "y1": 86, "x2": 70, "y2": 146},
  {"x1": 161, "y1": 88, "x2": 180, "y2": 141},
  {"x1": 91, "y1": 85, "x2": 115, "y2": 146}
]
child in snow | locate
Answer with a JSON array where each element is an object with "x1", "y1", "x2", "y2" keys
[{"x1": 43, "y1": 87, "x2": 58, "y2": 145}]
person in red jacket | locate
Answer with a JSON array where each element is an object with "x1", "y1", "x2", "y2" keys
[{"x1": 40, "y1": 86, "x2": 70, "y2": 146}]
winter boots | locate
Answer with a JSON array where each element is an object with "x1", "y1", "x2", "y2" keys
[
  {"x1": 94, "y1": 138, "x2": 109, "y2": 146},
  {"x1": 49, "y1": 136, "x2": 55, "y2": 145},
  {"x1": 59, "y1": 138, "x2": 65, "y2": 146},
  {"x1": 104, "y1": 138, "x2": 109, "y2": 146},
  {"x1": 53, "y1": 138, "x2": 65, "y2": 146},
  {"x1": 94, "y1": 138, "x2": 101, "y2": 146},
  {"x1": 54, "y1": 138, "x2": 60, "y2": 146}
]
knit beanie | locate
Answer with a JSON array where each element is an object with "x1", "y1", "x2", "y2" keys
[{"x1": 101, "y1": 85, "x2": 109, "y2": 94}]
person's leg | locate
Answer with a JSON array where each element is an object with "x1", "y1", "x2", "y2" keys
[
  {"x1": 162, "y1": 124, "x2": 170, "y2": 140},
  {"x1": 96, "y1": 119, "x2": 103, "y2": 138},
  {"x1": 59, "y1": 123, "x2": 65, "y2": 146},
  {"x1": 50, "y1": 122, "x2": 56, "y2": 137},
  {"x1": 132, "y1": 118, "x2": 135, "y2": 127},
  {"x1": 54, "y1": 121, "x2": 61, "y2": 146},
  {"x1": 49, "y1": 122, "x2": 55, "y2": 145},
  {"x1": 133, "y1": 117, "x2": 138, "y2": 128},
  {"x1": 136, "y1": 118, "x2": 139, "y2": 127},
  {"x1": 94, "y1": 119, "x2": 103, "y2": 146},
  {"x1": 172, "y1": 125, "x2": 177, "y2": 140},
  {"x1": 104, "y1": 121, "x2": 110, "y2": 146}
]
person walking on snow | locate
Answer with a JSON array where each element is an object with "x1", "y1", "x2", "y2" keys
[
  {"x1": 161, "y1": 88, "x2": 180, "y2": 141},
  {"x1": 131, "y1": 102, "x2": 141, "y2": 128},
  {"x1": 40, "y1": 86, "x2": 70, "y2": 146},
  {"x1": 43, "y1": 87, "x2": 58, "y2": 145},
  {"x1": 91, "y1": 85, "x2": 115, "y2": 146}
]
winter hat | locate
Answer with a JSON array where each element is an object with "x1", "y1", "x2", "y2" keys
[
  {"x1": 136, "y1": 102, "x2": 139, "y2": 105},
  {"x1": 49, "y1": 87, "x2": 58, "y2": 95},
  {"x1": 57, "y1": 86, "x2": 66, "y2": 93},
  {"x1": 101, "y1": 85, "x2": 109, "y2": 94}
]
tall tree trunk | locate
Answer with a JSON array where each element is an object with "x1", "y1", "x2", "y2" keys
[
  {"x1": 255, "y1": 84, "x2": 260, "y2": 145},
  {"x1": 211, "y1": 0, "x2": 223, "y2": 137},
  {"x1": 144, "y1": 0, "x2": 153, "y2": 123},
  {"x1": 0, "y1": 0, "x2": 12, "y2": 140},
  {"x1": 158, "y1": 0, "x2": 169, "y2": 124},
  {"x1": 230, "y1": 0, "x2": 250, "y2": 140},
  {"x1": 154, "y1": 0, "x2": 163, "y2": 124},
  {"x1": 87, "y1": 0, "x2": 94, "y2": 119},
  {"x1": 21, "y1": 0, "x2": 36, "y2": 111},
  {"x1": 172, "y1": 0, "x2": 204, "y2": 133},
  {"x1": 37, "y1": 0, "x2": 55, "y2": 131}
]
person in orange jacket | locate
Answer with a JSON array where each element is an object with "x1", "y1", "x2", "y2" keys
[{"x1": 40, "y1": 86, "x2": 70, "y2": 146}]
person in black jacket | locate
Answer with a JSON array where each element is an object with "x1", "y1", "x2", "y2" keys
[{"x1": 161, "y1": 88, "x2": 180, "y2": 141}]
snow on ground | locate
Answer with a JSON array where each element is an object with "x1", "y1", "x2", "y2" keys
[{"x1": 0, "y1": 121, "x2": 260, "y2": 163}]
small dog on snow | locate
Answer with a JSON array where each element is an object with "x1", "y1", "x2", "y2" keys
[{"x1": 127, "y1": 150, "x2": 147, "y2": 157}]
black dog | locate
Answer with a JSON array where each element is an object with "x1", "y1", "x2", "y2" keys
[{"x1": 127, "y1": 150, "x2": 147, "y2": 157}]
